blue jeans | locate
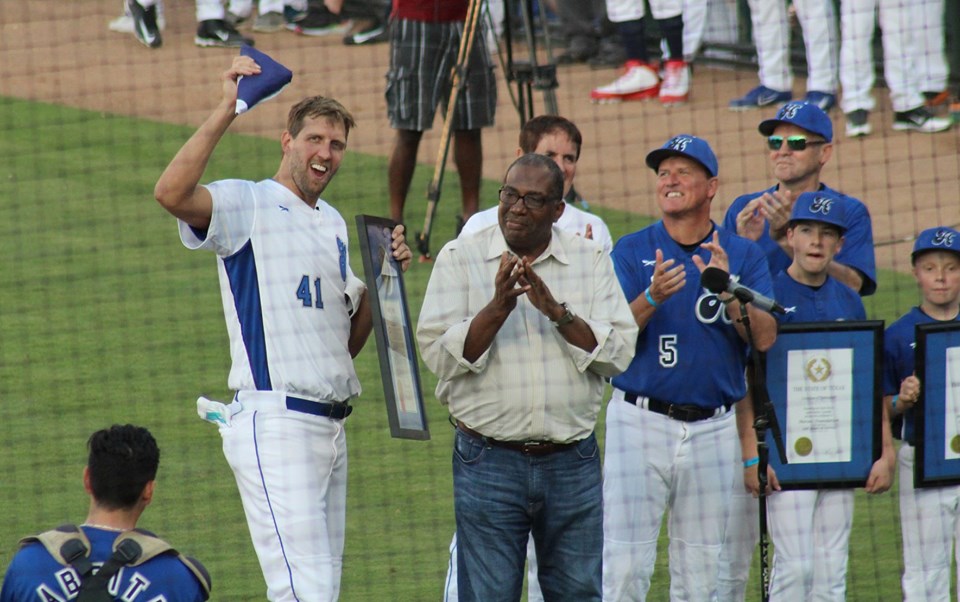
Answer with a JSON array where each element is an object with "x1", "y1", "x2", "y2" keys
[{"x1": 453, "y1": 428, "x2": 602, "y2": 602}]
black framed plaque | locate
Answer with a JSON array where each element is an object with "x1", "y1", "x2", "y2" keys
[
  {"x1": 355, "y1": 215, "x2": 429, "y2": 440},
  {"x1": 764, "y1": 321, "x2": 883, "y2": 489},
  {"x1": 914, "y1": 322, "x2": 960, "y2": 487}
]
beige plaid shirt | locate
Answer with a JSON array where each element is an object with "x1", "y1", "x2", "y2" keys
[{"x1": 417, "y1": 225, "x2": 638, "y2": 443}]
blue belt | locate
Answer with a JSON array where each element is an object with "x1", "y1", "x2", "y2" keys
[{"x1": 286, "y1": 396, "x2": 353, "y2": 419}]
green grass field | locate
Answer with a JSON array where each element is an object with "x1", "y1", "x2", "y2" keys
[{"x1": 0, "y1": 96, "x2": 924, "y2": 600}]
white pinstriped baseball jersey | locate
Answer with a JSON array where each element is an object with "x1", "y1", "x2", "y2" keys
[{"x1": 178, "y1": 178, "x2": 366, "y2": 402}]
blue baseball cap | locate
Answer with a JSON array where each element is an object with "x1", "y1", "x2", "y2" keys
[
  {"x1": 789, "y1": 190, "x2": 847, "y2": 233},
  {"x1": 912, "y1": 227, "x2": 960, "y2": 262},
  {"x1": 758, "y1": 101, "x2": 833, "y2": 142},
  {"x1": 645, "y1": 134, "x2": 718, "y2": 177}
]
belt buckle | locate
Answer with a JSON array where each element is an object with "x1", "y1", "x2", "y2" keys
[
  {"x1": 666, "y1": 404, "x2": 678, "y2": 420},
  {"x1": 520, "y1": 441, "x2": 546, "y2": 455}
]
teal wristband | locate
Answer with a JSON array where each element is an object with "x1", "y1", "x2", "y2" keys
[
  {"x1": 743, "y1": 456, "x2": 759, "y2": 468},
  {"x1": 644, "y1": 287, "x2": 659, "y2": 308},
  {"x1": 892, "y1": 394, "x2": 899, "y2": 409}
]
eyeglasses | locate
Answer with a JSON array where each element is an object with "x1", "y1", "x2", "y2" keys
[
  {"x1": 767, "y1": 135, "x2": 828, "y2": 151},
  {"x1": 498, "y1": 187, "x2": 552, "y2": 210}
]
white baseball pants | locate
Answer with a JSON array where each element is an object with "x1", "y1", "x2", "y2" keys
[
  {"x1": 745, "y1": 0, "x2": 838, "y2": 93},
  {"x1": 839, "y1": 0, "x2": 925, "y2": 113},
  {"x1": 898, "y1": 444, "x2": 960, "y2": 601},
  {"x1": 767, "y1": 488, "x2": 853, "y2": 602},
  {"x1": 221, "y1": 392, "x2": 348, "y2": 602},
  {"x1": 603, "y1": 393, "x2": 738, "y2": 602}
]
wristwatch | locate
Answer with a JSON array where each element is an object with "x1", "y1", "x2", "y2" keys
[{"x1": 552, "y1": 302, "x2": 575, "y2": 327}]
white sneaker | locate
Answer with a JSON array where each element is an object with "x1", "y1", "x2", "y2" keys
[
  {"x1": 845, "y1": 109, "x2": 872, "y2": 138},
  {"x1": 590, "y1": 60, "x2": 659, "y2": 102},
  {"x1": 659, "y1": 60, "x2": 690, "y2": 105}
]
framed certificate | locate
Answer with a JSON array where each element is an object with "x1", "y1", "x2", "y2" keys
[
  {"x1": 914, "y1": 322, "x2": 960, "y2": 487},
  {"x1": 355, "y1": 215, "x2": 430, "y2": 440},
  {"x1": 763, "y1": 321, "x2": 883, "y2": 489}
]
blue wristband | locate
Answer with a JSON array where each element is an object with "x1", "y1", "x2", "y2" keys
[
  {"x1": 892, "y1": 394, "x2": 899, "y2": 409},
  {"x1": 743, "y1": 456, "x2": 759, "y2": 468},
  {"x1": 644, "y1": 287, "x2": 659, "y2": 308}
]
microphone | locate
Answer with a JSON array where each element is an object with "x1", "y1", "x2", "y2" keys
[{"x1": 700, "y1": 267, "x2": 786, "y2": 315}]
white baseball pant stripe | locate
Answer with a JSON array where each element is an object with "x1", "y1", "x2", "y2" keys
[
  {"x1": 746, "y1": 0, "x2": 838, "y2": 93},
  {"x1": 767, "y1": 489, "x2": 853, "y2": 602},
  {"x1": 898, "y1": 444, "x2": 960, "y2": 601},
  {"x1": 603, "y1": 392, "x2": 737, "y2": 602},
  {"x1": 840, "y1": 0, "x2": 924, "y2": 113},
  {"x1": 221, "y1": 394, "x2": 348, "y2": 602}
]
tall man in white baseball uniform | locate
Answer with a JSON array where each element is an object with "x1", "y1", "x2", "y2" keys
[
  {"x1": 603, "y1": 134, "x2": 778, "y2": 601},
  {"x1": 153, "y1": 56, "x2": 412, "y2": 601}
]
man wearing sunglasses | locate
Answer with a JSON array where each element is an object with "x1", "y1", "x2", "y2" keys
[
  {"x1": 722, "y1": 101, "x2": 876, "y2": 297},
  {"x1": 418, "y1": 154, "x2": 638, "y2": 601}
]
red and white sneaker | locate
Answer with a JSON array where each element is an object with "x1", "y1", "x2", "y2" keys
[
  {"x1": 590, "y1": 60, "x2": 660, "y2": 103},
  {"x1": 659, "y1": 59, "x2": 690, "y2": 105}
]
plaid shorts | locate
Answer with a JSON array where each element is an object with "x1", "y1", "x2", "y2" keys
[{"x1": 385, "y1": 18, "x2": 497, "y2": 132}]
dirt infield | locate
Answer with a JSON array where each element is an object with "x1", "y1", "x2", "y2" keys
[{"x1": 4, "y1": 0, "x2": 958, "y2": 272}]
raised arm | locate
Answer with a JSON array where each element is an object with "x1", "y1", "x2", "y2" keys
[{"x1": 153, "y1": 56, "x2": 262, "y2": 229}]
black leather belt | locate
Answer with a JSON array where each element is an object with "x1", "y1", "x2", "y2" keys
[
  {"x1": 624, "y1": 393, "x2": 724, "y2": 423},
  {"x1": 456, "y1": 422, "x2": 577, "y2": 456},
  {"x1": 286, "y1": 396, "x2": 353, "y2": 419}
]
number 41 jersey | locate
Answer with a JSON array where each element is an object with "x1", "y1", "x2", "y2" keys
[{"x1": 178, "y1": 179, "x2": 366, "y2": 402}]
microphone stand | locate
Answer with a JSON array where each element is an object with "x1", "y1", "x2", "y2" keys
[{"x1": 734, "y1": 295, "x2": 786, "y2": 602}]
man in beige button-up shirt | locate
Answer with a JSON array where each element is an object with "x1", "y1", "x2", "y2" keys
[{"x1": 417, "y1": 153, "x2": 637, "y2": 602}]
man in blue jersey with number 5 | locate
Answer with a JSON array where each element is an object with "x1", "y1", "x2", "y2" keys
[
  {"x1": 603, "y1": 134, "x2": 777, "y2": 601},
  {"x1": 153, "y1": 56, "x2": 412, "y2": 601}
]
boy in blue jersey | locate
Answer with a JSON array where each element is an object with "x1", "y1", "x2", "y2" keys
[
  {"x1": 759, "y1": 191, "x2": 895, "y2": 601},
  {"x1": 603, "y1": 134, "x2": 777, "y2": 601},
  {"x1": 0, "y1": 425, "x2": 209, "y2": 602},
  {"x1": 884, "y1": 227, "x2": 960, "y2": 600}
]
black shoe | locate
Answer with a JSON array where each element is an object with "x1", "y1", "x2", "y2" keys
[
  {"x1": 288, "y1": 2, "x2": 349, "y2": 36},
  {"x1": 892, "y1": 106, "x2": 952, "y2": 133},
  {"x1": 195, "y1": 19, "x2": 255, "y2": 47},
  {"x1": 128, "y1": 0, "x2": 162, "y2": 48}
]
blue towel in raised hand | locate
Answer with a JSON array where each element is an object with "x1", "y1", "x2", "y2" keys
[{"x1": 236, "y1": 45, "x2": 293, "y2": 114}]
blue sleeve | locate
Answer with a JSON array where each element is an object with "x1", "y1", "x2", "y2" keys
[
  {"x1": 836, "y1": 199, "x2": 877, "y2": 295},
  {"x1": 882, "y1": 327, "x2": 901, "y2": 396}
]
